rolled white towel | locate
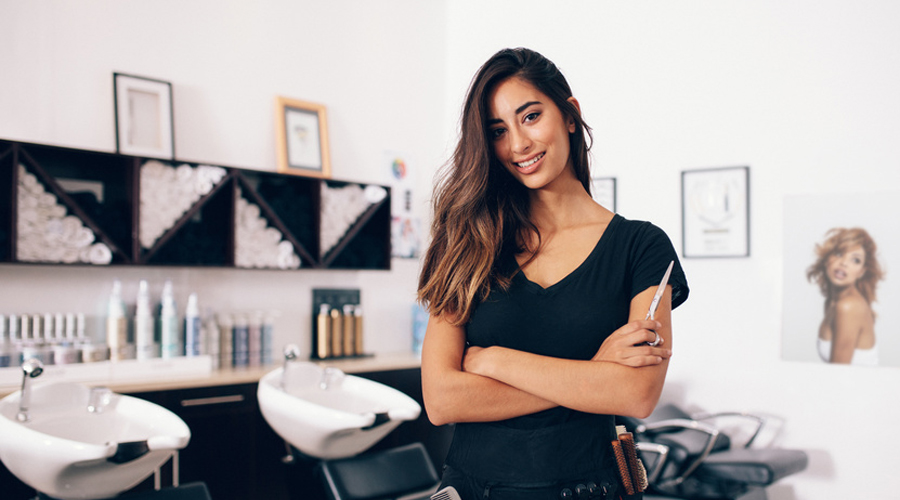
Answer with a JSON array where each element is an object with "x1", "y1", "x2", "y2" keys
[{"x1": 86, "y1": 243, "x2": 112, "y2": 265}]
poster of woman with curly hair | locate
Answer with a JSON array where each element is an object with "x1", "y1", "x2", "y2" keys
[{"x1": 783, "y1": 192, "x2": 898, "y2": 367}]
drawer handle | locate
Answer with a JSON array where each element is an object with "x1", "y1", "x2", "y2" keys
[{"x1": 180, "y1": 395, "x2": 246, "y2": 407}]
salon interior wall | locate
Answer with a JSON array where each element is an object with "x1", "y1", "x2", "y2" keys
[
  {"x1": 444, "y1": 1, "x2": 900, "y2": 499},
  {"x1": 0, "y1": 1, "x2": 447, "y2": 355}
]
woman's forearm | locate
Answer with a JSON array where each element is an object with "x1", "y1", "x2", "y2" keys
[
  {"x1": 421, "y1": 313, "x2": 556, "y2": 426},
  {"x1": 468, "y1": 346, "x2": 666, "y2": 418}
]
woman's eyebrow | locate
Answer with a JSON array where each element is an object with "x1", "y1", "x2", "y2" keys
[{"x1": 487, "y1": 101, "x2": 543, "y2": 126}]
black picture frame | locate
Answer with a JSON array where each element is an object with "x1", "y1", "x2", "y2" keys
[
  {"x1": 113, "y1": 72, "x2": 175, "y2": 160},
  {"x1": 681, "y1": 165, "x2": 750, "y2": 258}
]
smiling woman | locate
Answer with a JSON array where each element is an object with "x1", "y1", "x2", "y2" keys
[{"x1": 417, "y1": 48, "x2": 689, "y2": 499}]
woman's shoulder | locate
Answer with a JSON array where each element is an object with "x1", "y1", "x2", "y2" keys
[{"x1": 834, "y1": 291, "x2": 871, "y2": 317}]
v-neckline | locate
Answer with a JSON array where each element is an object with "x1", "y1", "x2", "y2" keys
[{"x1": 514, "y1": 214, "x2": 619, "y2": 293}]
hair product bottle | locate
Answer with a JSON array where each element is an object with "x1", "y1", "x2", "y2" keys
[
  {"x1": 184, "y1": 293, "x2": 201, "y2": 357},
  {"x1": 0, "y1": 314, "x2": 11, "y2": 368},
  {"x1": 342, "y1": 304, "x2": 355, "y2": 357},
  {"x1": 106, "y1": 279, "x2": 128, "y2": 361},
  {"x1": 330, "y1": 307, "x2": 343, "y2": 358},
  {"x1": 134, "y1": 280, "x2": 157, "y2": 360},
  {"x1": 204, "y1": 310, "x2": 220, "y2": 369},
  {"x1": 261, "y1": 313, "x2": 274, "y2": 366},
  {"x1": 232, "y1": 315, "x2": 250, "y2": 367},
  {"x1": 316, "y1": 304, "x2": 331, "y2": 359},
  {"x1": 247, "y1": 312, "x2": 262, "y2": 367},
  {"x1": 159, "y1": 280, "x2": 181, "y2": 359},
  {"x1": 354, "y1": 305, "x2": 364, "y2": 355},
  {"x1": 218, "y1": 314, "x2": 233, "y2": 369}
]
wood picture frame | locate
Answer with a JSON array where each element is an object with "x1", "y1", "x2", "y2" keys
[{"x1": 275, "y1": 96, "x2": 331, "y2": 178}]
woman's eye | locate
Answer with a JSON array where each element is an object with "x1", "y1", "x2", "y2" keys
[
  {"x1": 524, "y1": 112, "x2": 541, "y2": 122},
  {"x1": 490, "y1": 128, "x2": 506, "y2": 140}
]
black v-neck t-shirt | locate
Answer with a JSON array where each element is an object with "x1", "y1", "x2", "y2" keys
[
  {"x1": 464, "y1": 214, "x2": 689, "y2": 428},
  {"x1": 446, "y1": 215, "x2": 688, "y2": 483}
]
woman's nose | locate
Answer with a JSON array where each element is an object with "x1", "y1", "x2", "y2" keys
[{"x1": 510, "y1": 128, "x2": 531, "y2": 154}]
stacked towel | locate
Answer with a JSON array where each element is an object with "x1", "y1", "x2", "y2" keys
[
  {"x1": 139, "y1": 160, "x2": 227, "y2": 249},
  {"x1": 320, "y1": 183, "x2": 387, "y2": 257},
  {"x1": 16, "y1": 164, "x2": 112, "y2": 264},
  {"x1": 235, "y1": 192, "x2": 301, "y2": 269}
]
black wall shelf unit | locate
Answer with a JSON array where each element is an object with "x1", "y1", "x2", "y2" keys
[{"x1": 0, "y1": 139, "x2": 391, "y2": 270}]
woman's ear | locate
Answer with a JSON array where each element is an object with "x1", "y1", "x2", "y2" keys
[{"x1": 567, "y1": 97, "x2": 581, "y2": 133}]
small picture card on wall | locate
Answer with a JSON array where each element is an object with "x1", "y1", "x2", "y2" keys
[
  {"x1": 113, "y1": 73, "x2": 175, "y2": 160},
  {"x1": 681, "y1": 166, "x2": 750, "y2": 258}
]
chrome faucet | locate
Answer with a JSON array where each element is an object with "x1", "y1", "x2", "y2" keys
[
  {"x1": 16, "y1": 358, "x2": 44, "y2": 422},
  {"x1": 281, "y1": 344, "x2": 301, "y2": 389},
  {"x1": 319, "y1": 366, "x2": 345, "y2": 390},
  {"x1": 87, "y1": 386, "x2": 113, "y2": 413}
]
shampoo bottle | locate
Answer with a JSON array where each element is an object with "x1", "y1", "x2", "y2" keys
[
  {"x1": 354, "y1": 305, "x2": 364, "y2": 355},
  {"x1": 0, "y1": 314, "x2": 10, "y2": 368},
  {"x1": 261, "y1": 313, "x2": 274, "y2": 365},
  {"x1": 135, "y1": 280, "x2": 158, "y2": 360},
  {"x1": 342, "y1": 304, "x2": 355, "y2": 357},
  {"x1": 218, "y1": 314, "x2": 233, "y2": 369},
  {"x1": 159, "y1": 280, "x2": 182, "y2": 359},
  {"x1": 316, "y1": 304, "x2": 331, "y2": 359},
  {"x1": 330, "y1": 307, "x2": 343, "y2": 358},
  {"x1": 232, "y1": 315, "x2": 249, "y2": 367},
  {"x1": 106, "y1": 279, "x2": 128, "y2": 361},
  {"x1": 184, "y1": 293, "x2": 201, "y2": 357},
  {"x1": 247, "y1": 312, "x2": 261, "y2": 367},
  {"x1": 204, "y1": 310, "x2": 220, "y2": 369}
]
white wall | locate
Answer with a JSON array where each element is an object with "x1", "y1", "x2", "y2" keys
[
  {"x1": 444, "y1": 1, "x2": 900, "y2": 499},
  {"x1": 0, "y1": 1, "x2": 447, "y2": 355},
  {"x1": 3, "y1": 1, "x2": 900, "y2": 498}
]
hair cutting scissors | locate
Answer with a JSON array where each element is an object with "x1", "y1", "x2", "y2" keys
[{"x1": 644, "y1": 260, "x2": 674, "y2": 347}]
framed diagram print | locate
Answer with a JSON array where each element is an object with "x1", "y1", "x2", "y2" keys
[{"x1": 681, "y1": 166, "x2": 750, "y2": 258}]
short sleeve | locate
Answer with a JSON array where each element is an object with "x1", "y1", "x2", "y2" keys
[{"x1": 629, "y1": 222, "x2": 689, "y2": 310}]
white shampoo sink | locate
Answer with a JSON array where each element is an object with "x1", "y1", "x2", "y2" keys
[
  {"x1": 0, "y1": 382, "x2": 191, "y2": 499},
  {"x1": 257, "y1": 362, "x2": 420, "y2": 459}
]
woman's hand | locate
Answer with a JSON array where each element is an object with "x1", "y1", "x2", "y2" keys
[{"x1": 592, "y1": 319, "x2": 672, "y2": 367}]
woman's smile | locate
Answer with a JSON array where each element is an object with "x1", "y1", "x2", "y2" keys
[{"x1": 515, "y1": 152, "x2": 545, "y2": 172}]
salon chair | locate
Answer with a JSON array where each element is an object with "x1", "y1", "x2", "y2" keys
[
  {"x1": 113, "y1": 482, "x2": 212, "y2": 500},
  {"x1": 318, "y1": 442, "x2": 440, "y2": 500},
  {"x1": 619, "y1": 404, "x2": 808, "y2": 500}
]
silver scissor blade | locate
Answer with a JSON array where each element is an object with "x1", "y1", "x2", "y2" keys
[{"x1": 645, "y1": 260, "x2": 674, "y2": 321}]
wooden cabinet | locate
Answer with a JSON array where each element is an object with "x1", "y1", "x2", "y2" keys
[{"x1": 0, "y1": 139, "x2": 391, "y2": 270}]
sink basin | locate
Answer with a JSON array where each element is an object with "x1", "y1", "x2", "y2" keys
[
  {"x1": 0, "y1": 382, "x2": 191, "y2": 499},
  {"x1": 258, "y1": 362, "x2": 420, "y2": 459}
]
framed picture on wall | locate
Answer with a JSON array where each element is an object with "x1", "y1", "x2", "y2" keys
[
  {"x1": 113, "y1": 73, "x2": 175, "y2": 160},
  {"x1": 275, "y1": 96, "x2": 331, "y2": 178},
  {"x1": 591, "y1": 176, "x2": 617, "y2": 212},
  {"x1": 681, "y1": 165, "x2": 750, "y2": 258}
]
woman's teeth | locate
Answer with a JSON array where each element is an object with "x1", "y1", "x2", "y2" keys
[{"x1": 516, "y1": 153, "x2": 544, "y2": 168}]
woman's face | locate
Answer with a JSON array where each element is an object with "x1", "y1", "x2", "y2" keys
[
  {"x1": 486, "y1": 77, "x2": 577, "y2": 191},
  {"x1": 826, "y1": 244, "x2": 867, "y2": 288}
]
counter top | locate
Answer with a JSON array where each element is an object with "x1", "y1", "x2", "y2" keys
[{"x1": 0, "y1": 351, "x2": 422, "y2": 397}]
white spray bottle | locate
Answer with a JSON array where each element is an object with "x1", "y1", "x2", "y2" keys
[
  {"x1": 106, "y1": 279, "x2": 128, "y2": 361},
  {"x1": 184, "y1": 293, "x2": 201, "y2": 357},
  {"x1": 135, "y1": 280, "x2": 158, "y2": 360},
  {"x1": 159, "y1": 280, "x2": 182, "y2": 358}
]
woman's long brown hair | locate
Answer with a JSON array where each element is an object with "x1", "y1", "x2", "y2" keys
[{"x1": 418, "y1": 48, "x2": 593, "y2": 325}]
